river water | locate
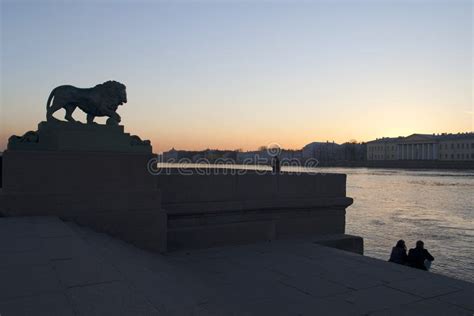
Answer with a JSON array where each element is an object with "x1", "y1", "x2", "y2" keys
[{"x1": 318, "y1": 167, "x2": 474, "y2": 283}]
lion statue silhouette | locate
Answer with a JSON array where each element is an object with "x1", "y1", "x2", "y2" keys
[{"x1": 46, "y1": 80, "x2": 127, "y2": 125}]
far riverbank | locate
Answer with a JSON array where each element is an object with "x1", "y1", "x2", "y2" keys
[{"x1": 317, "y1": 160, "x2": 474, "y2": 170}]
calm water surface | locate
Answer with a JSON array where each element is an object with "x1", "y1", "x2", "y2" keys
[
  {"x1": 159, "y1": 164, "x2": 474, "y2": 282},
  {"x1": 318, "y1": 167, "x2": 474, "y2": 283}
]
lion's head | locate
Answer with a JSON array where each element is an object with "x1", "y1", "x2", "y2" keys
[{"x1": 96, "y1": 80, "x2": 127, "y2": 107}]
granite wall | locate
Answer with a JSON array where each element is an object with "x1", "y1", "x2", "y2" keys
[{"x1": 156, "y1": 171, "x2": 358, "y2": 252}]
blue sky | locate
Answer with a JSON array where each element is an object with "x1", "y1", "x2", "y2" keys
[{"x1": 1, "y1": 0, "x2": 472, "y2": 152}]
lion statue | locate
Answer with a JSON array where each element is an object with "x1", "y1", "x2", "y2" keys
[{"x1": 46, "y1": 80, "x2": 127, "y2": 125}]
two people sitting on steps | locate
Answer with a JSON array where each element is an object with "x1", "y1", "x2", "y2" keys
[{"x1": 389, "y1": 240, "x2": 434, "y2": 271}]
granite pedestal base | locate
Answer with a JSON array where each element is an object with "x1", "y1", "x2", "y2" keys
[{"x1": 1, "y1": 122, "x2": 166, "y2": 252}]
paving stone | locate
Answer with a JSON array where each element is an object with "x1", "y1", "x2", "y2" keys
[
  {"x1": 279, "y1": 274, "x2": 353, "y2": 298},
  {"x1": 336, "y1": 285, "x2": 421, "y2": 314},
  {"x1": 203, "y1": 263, "x2": 288, "y2": 286},
  {"x1": 215, "y1": 278, "x2": 307, "y2": 302},
  {"x1": 202, "y1": 296, "x2": 330, "y2": 316},
  {"x1": 198, "y1": 282, "x2": 318, "y2": 316},
  {"x1": 284, "y1": 295, "x2": 360, "y2": 316},
  {"x1": 0, "y1": 217, "x2": 74, "y2": 239},
  {"x1": 351, "y1": 264, "x2": 419, "y2": 283},
  {"x1": 0, "y1": 250, "x2": 49, "y2": 268},
  {"x1": 67, "y1": 281, "x2": 159, "y2": 316},
  {"x1": 437, "y1": 288, "x2": 474, "y2": 311},
  {"x1": 0, "y1": 292, "x2": 75, "y2": 316},
  {"x1": 267, "y1": 256, "x2": 324, "y2": 278},
  {"x1": 0, "y1": 264, "x2": 62, "y2": 300},
  {"x1": 134, "y1": 281, "x2": 215, "y2": 315},
  {"x1": 371, "y1": 297, "x2": 473, "y2": 315},
  {"x1": 418, "y1": 273, "x2": 474, "y2": 290},
  {"x1": 42, "y1": 236, "x2": 91, "y2": 260},
  {"x1": 53, "y1": 257, "x2": 123, "y2": 288},
  {"x1": 227, "y1": 251, "x2": 288, "y2": 269},
  {"x1": 0, "y1": 236, "x2": 43, "y2": 253},
  {"x1": 167, "y1": 256, "x2": 246, "y2": 276},
  {"x1": 33, "y1": 219, "x2": 76, "y2": 238},
  {"x1": 284, "y1": 244, "x2": 330, "y2": 260},
  {"x1": 319, "y1": 269, "x2": 383, "y2": 290},
  {"x1": 387, "y1": 277, "x2": 462, "y2": 298}
]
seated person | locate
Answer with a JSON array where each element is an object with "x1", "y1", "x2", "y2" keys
[
  {"x1": 389, "y1": 240, "x2": 407, "y2": 265},
  {"x1": 407, "y1": 240, "x2": 434, "y2": 271}
]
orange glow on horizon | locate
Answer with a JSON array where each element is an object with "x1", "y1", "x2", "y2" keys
[{"x1": 1, "y1": 123, "x2": 473, "y2": 154}]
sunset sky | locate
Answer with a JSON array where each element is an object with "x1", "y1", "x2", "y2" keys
[{"x1": 1, "y1": 0, "x2": 472, "y2": 153}]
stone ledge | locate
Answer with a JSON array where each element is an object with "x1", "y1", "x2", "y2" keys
[
  {"x1": 164, "y1": 197, "x2": 353, "y2": 214},
  {"x1": 312, "y1": 234, "x2": 364, "y2": 255}
]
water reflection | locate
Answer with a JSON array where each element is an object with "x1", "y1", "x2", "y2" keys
[{"x1": 321, "y1": 167, "x2": 474, "y2": 282}]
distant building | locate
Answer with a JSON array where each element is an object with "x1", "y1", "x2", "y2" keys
[
  {"x1": 302, "y1": 141, "x2": 342, "y2": 162},
  {"x1": 340, "y1": 142, "x2": 367, "y2": 161},
  {"x1": 236, "y1": 150, "x2": 270, "y2": 164},
  {"x1": 366, "y1": 137, "x2": 400, "y2": 160},
  {"x1": 438, "y1": 133, "x2": 474, "y2": 161},
  {"x1": 162, "y1": 148, "x2": 179, "y2": 162},
  {"x1": 367, "y1": 133, "x2": 474, "y2": 161},
  {"x1": 162, "y1": 149, "x2": 201, "y2": 162},
  {"x1": 162, "y1": 148, "x2": 239, "y2": 163},
  {"x1": 280, "y1": 149, "x2": 303, "y2": 161}
]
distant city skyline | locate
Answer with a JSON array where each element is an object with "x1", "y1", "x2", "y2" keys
[
  {"x1": 161, "y1": 131, "x2": 474, "y2": 152},
  {"x1": 1, "y1": 0, "x2": 472, "y2": 152}
]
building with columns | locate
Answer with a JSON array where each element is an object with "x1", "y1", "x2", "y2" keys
[{"x1": 367, "y1": 133, "x2": 474, "y2": 161}]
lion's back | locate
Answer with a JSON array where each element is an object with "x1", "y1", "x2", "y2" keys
[
  {"x1": 54, "y1": 85, "x2": 92, "y2": 96},
  {"x1": 53, "y1": 85, "x2": 98, "y2": 105}
]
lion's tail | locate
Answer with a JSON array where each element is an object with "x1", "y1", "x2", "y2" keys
[{"x1": 46, "y1": 87, "x2": 56, "y2": 118}]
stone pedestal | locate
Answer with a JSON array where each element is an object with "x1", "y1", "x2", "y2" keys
[
  {"x1": 7, "y1": 121, "x2": 151, "y2": 153},
  {"x1": 1, "y1": 121, "x2": 166, "y2": 252}
]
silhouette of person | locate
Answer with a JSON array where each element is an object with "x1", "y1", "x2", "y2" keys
[
  {"x1": 388, "y1": 240, "x2": 407, "y2": 265},
  {"x1": 407, "y1": 240, "x2": 434, "y2": 271},
  {"x1": 272, "y1": 156, "x2": 281, "y2": 174}
]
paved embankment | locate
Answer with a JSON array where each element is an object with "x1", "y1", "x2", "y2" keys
[{"x1": 0, "y1": 216, "x2": 473, "y2": 315}]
